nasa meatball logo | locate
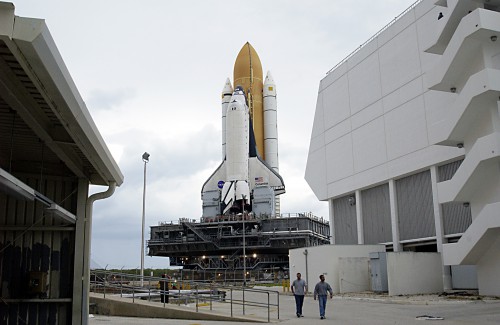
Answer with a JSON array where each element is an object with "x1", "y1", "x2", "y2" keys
[{"x1": 217, "y1": 181, "x2": 225, "y2": 189}]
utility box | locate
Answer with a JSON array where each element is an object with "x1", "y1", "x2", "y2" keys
[
  {"x1": 451, "y1": 265, "x2": 478, "y2": 289},
  {"x1": 369, "y1": 252, "x2": 388, "y2": 292},
  {"x1": 29, "y1": 271, "x2": 48, "y2": 297}
]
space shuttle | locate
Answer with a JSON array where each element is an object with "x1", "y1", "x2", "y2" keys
[{"x1": 202, "y1": 43, "x2": 285, "y2": 217}]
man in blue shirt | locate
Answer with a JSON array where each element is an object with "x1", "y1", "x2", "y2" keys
[
  {"x1": 313, "y1": 274, "x2": 333, "y2": 319},
  {"x1": 290, "y1": 272, "x2": 307, "y2": 317}
]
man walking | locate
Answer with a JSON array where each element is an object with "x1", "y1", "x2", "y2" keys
[
  {"x1": 290, "y1": 272, "x2": 307, "y2": 317},
  {"x1": 313, "y1": 274, "x2": 333, "y2": 319}
]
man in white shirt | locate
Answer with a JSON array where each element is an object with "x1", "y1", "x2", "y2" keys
[{"x1": 291, "y1": 272, "x2": 307, "y2": 317}]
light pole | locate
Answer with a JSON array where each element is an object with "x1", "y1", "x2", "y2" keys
[
  {"x1": 140, "y1": 152, "x2": 150, "y2": 287},
  {"x1": 241, "y1": 194, "x2": 246, "y2": 286}
]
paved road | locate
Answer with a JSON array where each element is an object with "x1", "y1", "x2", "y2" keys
[{"x1": 89, "y1": 292, "x2": 500, "y2": 324}]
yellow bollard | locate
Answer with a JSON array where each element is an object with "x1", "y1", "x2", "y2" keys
[{"x1": 282, "y1": 280, "x2": 290, "y2": 292}]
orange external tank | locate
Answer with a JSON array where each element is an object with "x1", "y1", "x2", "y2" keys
[{"x1": 233, "y1": 42, "x2": 265, "y2": 160}]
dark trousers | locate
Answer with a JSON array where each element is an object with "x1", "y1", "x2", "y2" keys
[
  {"x1": 160, "y1": 281, "x2": 169, "y2": 303},
  {"x1": 294, "y1": 294, "x2": 305, "y2": 315}
]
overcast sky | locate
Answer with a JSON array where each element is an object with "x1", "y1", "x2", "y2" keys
[{"x1": 13, "y1": 0, "x2": 417, "y2": 269}]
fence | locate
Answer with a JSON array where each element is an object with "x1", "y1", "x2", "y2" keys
[{"x1": 89, "y1": 269, "x2": 280, "y2": 322}]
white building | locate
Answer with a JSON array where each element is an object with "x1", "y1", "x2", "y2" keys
[{"x1": 305, "y1": 0, "x2": 500, "y2": 296}]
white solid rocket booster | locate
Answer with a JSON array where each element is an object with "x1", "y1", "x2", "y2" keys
[
  {"x1": 221, "y1": 78, "x2": 233, "y2": 160},
  {"x1": 263, "y1": 71, "x2": 280, "y2": 214},
  {"x1": 263, "y1": 71, "x2": 279, "y2": 173}
]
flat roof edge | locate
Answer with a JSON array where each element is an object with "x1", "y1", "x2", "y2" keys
[{"x1": 0, "y1": 2, "x2": 14, "y2": 38}]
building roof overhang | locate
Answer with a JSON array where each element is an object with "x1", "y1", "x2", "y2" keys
[{"x1": 0, "y1": 2, "x2": 123, "y2": 186}]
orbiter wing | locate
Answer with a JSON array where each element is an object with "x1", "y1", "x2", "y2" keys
[
  {"x1": 249, "y1": 156, "x2": 285, "y2": 195},
  {"x1": 201, "y1": 161, "x2": 226, "y2": 195}
]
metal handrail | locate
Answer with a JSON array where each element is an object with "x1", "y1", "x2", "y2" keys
[
  {"x1": 155, "y1": 211, "x2": 329, "y2": 227},
  {"x1": 89, "y1": 270, "x2": 279, "y2": 322}
]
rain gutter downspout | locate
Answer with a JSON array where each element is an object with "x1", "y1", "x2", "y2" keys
[{"x1": 82, "y1": 182, "x2": 117, "y2": 325}]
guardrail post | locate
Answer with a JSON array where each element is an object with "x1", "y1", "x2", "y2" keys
[
  {"x1": 230, "y1": 288, "x2": 233, "y2": 317},
  {"x1": 277, "y1": 291, "x2": 280, "y2": 319},
  {"x1": 210, "y1": 283, "x2": 213, "y2": 311},
  {"x1": 196, "y1": 285, "x2": 199, "y2": 312},
  {"x1": 148, "y1": 277, "x2": 151, "y2": 301},
  {"x1": 177, "y1": 284, "x2": 181, "y2": 306},
  {"x1": 103, "y1": 270, "x2": 106, "y2": 299},
  {"x1": 267, "y1": 292, "x2": 270, "y2": 323},
  {"x1": 242, "y1": 286, "x2": 245, "y2": 315}
]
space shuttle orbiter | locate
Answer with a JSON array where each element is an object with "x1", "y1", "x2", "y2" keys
[{"x1": 201, "y1": 43, "x2": 285, "y2": 217}]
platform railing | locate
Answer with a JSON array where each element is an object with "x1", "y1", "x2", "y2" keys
[{"x1": 89, "y1": 270, "x2": 280, "y2": 322}]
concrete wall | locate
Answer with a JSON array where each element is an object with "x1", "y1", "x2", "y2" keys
[
  {"x1": 476, "y1": 236, "x2": 500, "y2": 296},
  {"x1": 90, "y1": 295, "x2": 252, "y2": 322},
  {"x1": 387, "y1": 252, "x2": 443, "y2": 296},
  {"x1": 305, "y1": 0, "x2": 463, "y2": 201},
  {"x1": 338, "y1": 257, "x2": 370, "y2": 293},
  {"x1": 289, "y1": 245, "x2": 385, "y2": 294}
]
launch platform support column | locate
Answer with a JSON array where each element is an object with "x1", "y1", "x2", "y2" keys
[{"x1": 140, "y1": 152, "x2": 150, "y2": 287}]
